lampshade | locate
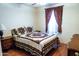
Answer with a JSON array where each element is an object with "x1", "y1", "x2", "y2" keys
[{"x1": 0, "y1": 24, "x2": 6, "y2": 31}]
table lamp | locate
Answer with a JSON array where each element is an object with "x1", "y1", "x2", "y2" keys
[{"x1": 0, "y1": 24, "x2": 6, "y2": 39}]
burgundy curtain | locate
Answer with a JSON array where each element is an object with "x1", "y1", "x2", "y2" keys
[
  {"x1": 54, "y1": 6, "x2": 63, "y2": 33},
  {"x1": 45, "y1": 8, "x2": 53, "y2": 32}
]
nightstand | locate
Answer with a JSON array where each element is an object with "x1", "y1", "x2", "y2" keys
[{"x1": 1, "y1": 36, "x2": 14, "y2": 51}]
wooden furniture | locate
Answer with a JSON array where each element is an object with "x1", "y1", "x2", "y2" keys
[
  {"x1": 68, "y1": 34, "x2": 79, "y2": 51},
  {"x1": 1, "y1": 36, "x2": 14, "y2": 50},
  {"x1": 0, "y1": 40, "x2": 2, "y2": 56},
  {"x1": 11, "y1": 27, "x2": 59, "y2": 56},
  {"x1": 68, "y1": 34, "x2": 79, "y2": 56}
]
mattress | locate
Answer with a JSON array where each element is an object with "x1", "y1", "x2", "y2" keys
[{"x1": 14, "y1": 32, "x2": 59, "y2": 55}]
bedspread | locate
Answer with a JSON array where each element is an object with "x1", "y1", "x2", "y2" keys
[{"x1": 13, "y1": 32, "x2": 59, "y2": 55}]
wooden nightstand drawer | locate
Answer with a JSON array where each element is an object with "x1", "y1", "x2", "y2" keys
[{"x1": 1, "y1": 36, "x2": 14, "y2": 50}]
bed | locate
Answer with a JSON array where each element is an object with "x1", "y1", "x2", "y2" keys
[{"x1": 11, "y1": 27, "x2": 60, "y2": 56}]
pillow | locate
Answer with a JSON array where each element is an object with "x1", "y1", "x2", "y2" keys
[
  {"x1": 24, "y1": 27, "x2": 32, "y2": 33},
  {"x1": 17, "y1": 27, "x2": 25, "y2": 35},
  {"x1": 11, "y1": 29, "x2": 18, "y2": 35}
]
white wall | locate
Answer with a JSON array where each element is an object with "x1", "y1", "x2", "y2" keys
[
  {"x1": 33, "y1": 7, "x2": 41, "y2": 31},
  {"x1": 59, "y1": 3, "x2": 79, "y2": 43},
  {"x1": 33, "y1": 7, "x2": 45, "y2": 32},
  {"x1": 33, "y1": 7, "x2": 46, "y2": 32},
  {"x1": 39, "y1": 8, "x2": 46, "y2": 32},
  {"x1": 0, "y1": 4, "x2": 34, "y2": 29},
  {"x1": 36, "y1": 3, "x2": 79, "y2": 44},
  {"x1": 0, "y1": 4, "x2": 35, "y2": 37}
]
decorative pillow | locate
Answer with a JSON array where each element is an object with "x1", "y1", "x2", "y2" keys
[
  {"x1": 11, "y1": 29, "x2": 18, "y2": 35},
  {"x1": 24, "y1": 27, "x2": 32, "y2": 33},
  {"x1": 17, "y1": 27, "x2": 25, "y2": 35}
]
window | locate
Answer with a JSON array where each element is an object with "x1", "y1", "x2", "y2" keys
[
  {"x1": 47, "y1": 10, "x2": 58, "y2": 35},
  {"x1": 45, "y1": 6, "x2": 63, "y2": 34}
]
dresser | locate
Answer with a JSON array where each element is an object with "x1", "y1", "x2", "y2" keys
[{"x1": 1, "y1": 36, "x2": 14, "y2": 51}]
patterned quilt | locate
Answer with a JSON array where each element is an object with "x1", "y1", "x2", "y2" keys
[{"x1": 13, "y1": 32, "x2": 59, "y2": 55}]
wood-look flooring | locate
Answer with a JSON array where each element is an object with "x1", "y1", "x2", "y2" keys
[
  {"x1": 3, "y1": 43, "x2": 68, "y2": 56},
  {"x1": 3, "y1": 49, "x2": 30, "y2": 56}
]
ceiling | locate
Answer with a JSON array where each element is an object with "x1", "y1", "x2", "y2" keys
[
  {"x1": 26, "y1": 3, "x2": 56, "y2": 7},
  {"x1": 12, "y1": 3, "x2": 57, "y2": 7}
]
